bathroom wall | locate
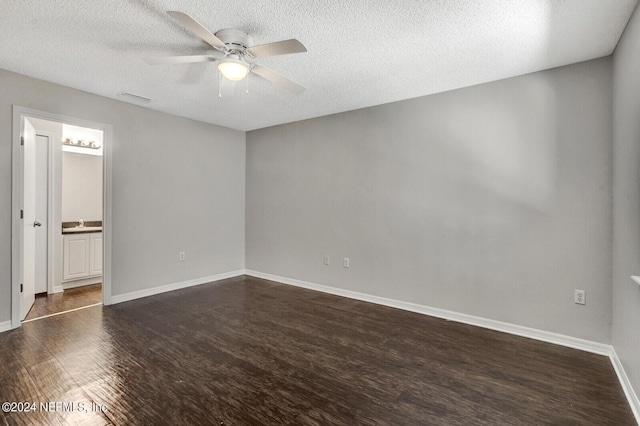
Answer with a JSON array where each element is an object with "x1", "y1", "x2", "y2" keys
[{"x1": 61, "y1": 151, "x2": 103, "y2": 222}]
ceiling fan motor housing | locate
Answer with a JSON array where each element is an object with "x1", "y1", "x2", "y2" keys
[{"x1": 215, "y1": 29, "x2": 254, "y2": 53}]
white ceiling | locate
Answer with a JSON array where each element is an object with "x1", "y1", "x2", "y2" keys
[{"x1": 1, "y1": 0, "x2": 637, "y2": 131}]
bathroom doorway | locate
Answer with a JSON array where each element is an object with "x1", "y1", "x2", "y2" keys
[
  {"x1": 11, "y1": 107, "x2": 112, "y2": 327},
  {"x1": 24, "y1": 118, "x2": 104, "y2": 321}
]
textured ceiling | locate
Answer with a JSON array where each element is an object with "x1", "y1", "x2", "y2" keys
[{"x1": 1, "y1": 0, "x2": 637, "y2": 131}]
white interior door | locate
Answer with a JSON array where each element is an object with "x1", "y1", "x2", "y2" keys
[
  {"x1": 21, "y1": 119, "x2": 37, "y2": 319},
  {"x1": 35, "y1": 134, "x2": 49, "y2": 294}
]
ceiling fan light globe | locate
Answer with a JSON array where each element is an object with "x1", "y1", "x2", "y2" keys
[{"x1": 218, "y1": 62, "x2": 250, "y2": 81}]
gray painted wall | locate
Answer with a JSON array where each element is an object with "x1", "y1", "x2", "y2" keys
[
  {"x1": 0, "y1": 68, "x2": 246, "y2": 322},
  {"x1": 247, "y1": 58, "x2": 613, "y2": 343},
  {"x1": 613, "y1": 2, "x2": 640, "y2": 401}
]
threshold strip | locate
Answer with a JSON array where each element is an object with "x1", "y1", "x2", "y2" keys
[{"x1": 22, "y1": 302, "x2": 103, "y2": 323}]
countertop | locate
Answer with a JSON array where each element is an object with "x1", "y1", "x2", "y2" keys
[
  {"x1": 62, "y1": 220, "x2": 102, "y2": 234},
  {"x1": 62, "y1": 226, "x2": 102, "y2": 234}
]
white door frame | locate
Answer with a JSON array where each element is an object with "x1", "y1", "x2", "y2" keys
[
  {"x1": 11, "y1": 106, "x2": 113, "y2": 328},
  {"x1": 33, "y1": 130, "x2": 57, "y2": 295}
]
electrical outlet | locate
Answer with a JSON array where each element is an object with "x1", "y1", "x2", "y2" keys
[
  {"x1": 343, "y1": 257, "x2": 350, "y2": 268},
  {"x1": 179, "y1": 251, "x2": 186, "y2": 261},
  {"x1": 323, "y1": 255, "x2": 330, "y2": 265},
  {"x1": 574, "y1": 289, "x2": 585, "y2": 305}
]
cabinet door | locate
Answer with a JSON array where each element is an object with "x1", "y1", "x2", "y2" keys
[
  {"x1": 63, "y1": 234, "x2": 90, "y2": 281},
  {"x1": 90, "y1": 234, "x2": 103, "y2": 276}
]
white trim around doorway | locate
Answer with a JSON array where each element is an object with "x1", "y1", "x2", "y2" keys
[{"x1": 11, "y1": 106, "x2": 113, "y2": 329}]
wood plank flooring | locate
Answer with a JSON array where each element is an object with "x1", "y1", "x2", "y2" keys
[
  {"x1": 24, "y1": 284, "x2": 102, "y2": 321},
  {"x1": 0, "y1": 276, "x2": 635, "y2": 425}
]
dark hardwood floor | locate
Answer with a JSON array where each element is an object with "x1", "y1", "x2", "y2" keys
[
  {"x1": 24, "y1": 284, "x2": 102, "y2": 321},
  {"x1": 0, "y1": 276, "x2": 635, "y2": 425}
]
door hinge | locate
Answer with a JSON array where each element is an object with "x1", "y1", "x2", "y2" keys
[
  {"x1": 20, "y1": 136, "x2": 24, "y2": 146},
  {"x1": 20, "y1": 209, "x2": 23, "y2": 219},
  {"x1": 20, "y1": 283, "x2": 23, "y2": 293}
]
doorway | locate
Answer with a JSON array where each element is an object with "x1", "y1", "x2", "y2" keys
[{"x1": 11, "y1": 107, "x2": 112, "y2": 328}]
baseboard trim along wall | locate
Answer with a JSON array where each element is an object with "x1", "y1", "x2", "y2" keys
[
  {"x1": 109, "y1": 270, "x2": 245, "y2": 304},
  {"x1": 244, "y1": 270, "x2": 610, "y2": 353},
  {"x1": 0, "y1": 320, "x2": 12, "y2": 333},
  {"x1": 243, "y1": 269, "x2": 640, "y2": 423},
  {"x1": 610, "y1": 348, "x2": 640, "y2": 421}
]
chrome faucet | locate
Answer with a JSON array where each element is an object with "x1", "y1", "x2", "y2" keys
[{"x1": 78, "y1": 219, "x2": 84, "y2": 228}]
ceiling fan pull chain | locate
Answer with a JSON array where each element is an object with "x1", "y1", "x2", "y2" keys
[
  {"x1": 245, "y1": 73, "x2": 249, "y2": 95},
  {"x1": 218, "y1": 71, "x2": 223, "y2": 98}
]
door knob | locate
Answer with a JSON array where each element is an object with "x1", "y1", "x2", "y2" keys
[{"x1": 33, "y1": 221, "x2": 42, "y2": 227}]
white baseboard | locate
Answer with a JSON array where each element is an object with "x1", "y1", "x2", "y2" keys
[
  {"x1": 109, "y1": 270, "x2": 245, "y2": 304},
  {"x1": 0, "y1": 320, "x2": 12, "y2": 333},
  {"x1": 244, "y1": 269, "x2": 639, "y2": 424},
  {"x1": 610, "y1": 348, "x2": 640, "y2": 422},
  {"x1": 245, "y1": 270, "x2": 610, "y2": 354},
  {"x1": 52, "y1": 285, "x2": 64, "y2": 294}
]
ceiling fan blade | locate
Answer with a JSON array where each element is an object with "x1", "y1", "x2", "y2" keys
[
  {"x1": 167, "y1": 11, "x2": 226, "y2": 51},
  {"x1": 145, "y1": 55, "x2": 220, "y2": 65},
  {"x1": 246, "y1": 39, "x2": 307, "y2": 58},
  {"x1": 251, "y1": 64, "x2": 305, "y2": 94}
]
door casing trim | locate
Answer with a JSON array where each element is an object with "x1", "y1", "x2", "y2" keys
[{"x1": 11, "y1": 106, "x2": 113, "y2": 328}]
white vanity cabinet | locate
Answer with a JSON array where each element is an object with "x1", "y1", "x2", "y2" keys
[
  {"x1": 89, "y1": 234, "x2": 103, "y2": 276},
  {"x1": 63, "y1": 232, "x2": 102, "y2": 282}
]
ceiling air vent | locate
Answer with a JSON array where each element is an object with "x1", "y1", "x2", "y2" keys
[{"x1": 118, "y1": 92, "x2": 152, "y2": 104}]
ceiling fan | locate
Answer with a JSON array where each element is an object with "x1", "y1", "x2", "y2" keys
[{"x1": 147, "y1": 11, "x2": 307, "y2": 94}]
